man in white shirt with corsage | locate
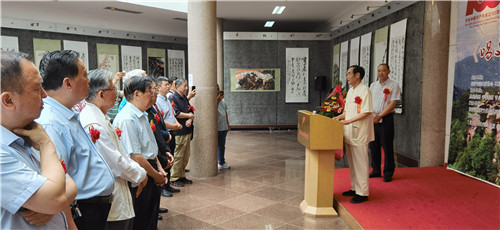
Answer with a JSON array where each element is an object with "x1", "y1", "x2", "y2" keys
[
  {"x1": 80, "y1": 69, "x2": 147, "y2": 230},
  {"x1": 369, "y1": 63, "x2": 401, "y2": 182}
]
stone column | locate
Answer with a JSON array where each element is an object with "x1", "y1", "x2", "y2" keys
[
  {"x1": 419, "y1": 1, "x2": 451, "y2": 166},
  {"x1": 217, "y1": 18, "x2": 224, "y2": 87},
  {"x1": 188, "y1": 1, "x2": 218, "y2": 177}
]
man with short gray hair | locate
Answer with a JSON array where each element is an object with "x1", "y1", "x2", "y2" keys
[{"x1": 170, "y1": 78, "x2": 195, "y2": 187}]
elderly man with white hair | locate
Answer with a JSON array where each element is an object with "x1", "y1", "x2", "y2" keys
[{"x1": 80, "y1": 69, "x2": 147, "y2": 230}]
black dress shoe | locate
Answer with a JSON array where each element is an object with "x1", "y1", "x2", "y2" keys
[
  {"x1": 161, "y1": 189, "x2": 173, "y2": 197},
  {"x1": 179, "y1": 177, "x2": 193, "y2": 184},
  {"x1": 369, "y1": 172, "x2": 381, "y2": 178},
  {"x1": 383, "y1": 176, "x2": 393, "y2": 182},
  {"x1": 350, "y1": 195, "x2": 368, "y2": 203},
  {"x1": 159, "y1": 208, "x2": 168, "y2": 213},
  {"x1": 342, "y1": 190, "x2": 356, "y2": 196},
  {"x1": 166, "y1": 186, "x2": 180, "y2": 193},
  {"x1": 158, "y1": 215, "x2": 163, "y2": 220}
]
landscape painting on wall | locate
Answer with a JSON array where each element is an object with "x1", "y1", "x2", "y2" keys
[{"x1": 230, "y1": 68, "x2": 281, "y2": 92}]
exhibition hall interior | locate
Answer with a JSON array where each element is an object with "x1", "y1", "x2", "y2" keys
[{"x1": 1, "y1": 0, "x2": 499, "y2": 229}]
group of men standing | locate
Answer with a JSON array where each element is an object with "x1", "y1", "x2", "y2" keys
[
  {"x1": 334, "y1": 64, "x2": 401, "y2": 204},
  {"x1": 0, "y1": 50, "x2": 198, "y2": 230}
]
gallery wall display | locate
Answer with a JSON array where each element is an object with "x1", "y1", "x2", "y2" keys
[
  {"x1": 33, "y1": 38, "x2": 61, "y2": 68},
  {"x1": 167, "y1": 49, "x2": 185, "y2": 79},
  {"x1": 388, "y1": 18, "x2": 407, "y2": 114},
  {"x1": 230, "y1": 68, "x2": 281, "y2": 92},
  {"x1": 332, "y1": 44, "x2": 340, "y2": 85},
  {"x1": 360, "y1": 32, "x2": 372, "y2": 86},
  {"x1": 373, "y1": 26, "x2": 389, "y2": 84},
  {"x1": 121, "y1": 45, "x2": 142, "y2": 72},
  {"x1": 448, "y1": 1, "x2": 500, "y2": 187},
  {"x1": 147, "y1": 48, "x2": 166, "y2": 78},
  {"x1": 340, "y1": 41, "x2": 349, "y2": 88},
  {"x1": 63, "y1": 40, "x2": 89, "y2": 71},
  {"x1": 285, "y1": 48, "x2": 309, "y2": 103},
  {"x1": 1, "y1": 35, "x2": 19, "y2": 52}
]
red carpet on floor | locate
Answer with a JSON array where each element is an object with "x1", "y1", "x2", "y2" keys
[{"x1": 333, "y1": 167, "x2": 500, "y2": 229}]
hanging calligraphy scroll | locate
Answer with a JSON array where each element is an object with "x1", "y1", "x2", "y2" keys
[
  {"x1": 388, "y1": 18, "x2": 407, "y2": 114},
  {"x1": 285, "y1": 48, "x2": 309, "y2": 103},
  {"x1": 167, "y1": 49, "x2": 185, "y2": 79},
  {"x1": 121, "y1": 45, "x2": 142, "y2": 72}
]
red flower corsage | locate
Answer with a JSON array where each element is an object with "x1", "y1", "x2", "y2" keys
[
  {"x1": 115, "y1": 127, "x2": 122, "y2": 139},
  {"x1": 60, "y1": 157, "x2": 67, "y2": 174},
  {"x1": 188, "y1": 105, "x2": 195, "y2": 112},
  {"x1": 89, "y1": 125, "x2": 100, "y2": 143},
  {"x1": 354, "y1": 96, "x2": 362, "y2": 113},
  {"x1": 383, "y1": 88, "x2": 391, "y2": 102},
  {"x1": 154, "y1": 114, "x2": 160, "y2": 123},
  {"x1": 150, "y1": 120, "x2": 156, "y2": 132}
]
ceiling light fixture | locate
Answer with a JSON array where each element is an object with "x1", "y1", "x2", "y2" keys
[
  {"x1": 104, "y1": 6, "x2": 143, "y2": 14},
  {"x1": 264, "y1": 21, "x2": 275, "y2": 27},
  {"x1": 272, "y1": 6, "x2": 286, "y2": 14},
  {"x1": 367, "y1": 5, "x2": 390, "y2": 11}
]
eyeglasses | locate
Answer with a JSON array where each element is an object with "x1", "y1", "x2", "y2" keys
[{"x1": 144, "y1": 87, "x2": 159, "y2": 94}]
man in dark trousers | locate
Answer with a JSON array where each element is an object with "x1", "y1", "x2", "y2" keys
[{"x1": 369, "y1": 63, "x2": 401, "y2": 182}]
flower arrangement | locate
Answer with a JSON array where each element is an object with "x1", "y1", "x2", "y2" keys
[
  {"x1": 88, "y1": 125, "x2": 100, "y2": 143},
  {"x1": 150, "y1": 120, "x2": 156, "y2": 132},
  {"x1": 318, "y1": 85, "x2": 346, "y2": 118},
  {"x1": 115, "y1": 127, "x2": 122, "y2": 139},
  {"x1": 354, "y1": 96, "x2": 362, "y2": 113},
  {"x1": 383, "y1": 88, "x2": 391, "y2": 102}
]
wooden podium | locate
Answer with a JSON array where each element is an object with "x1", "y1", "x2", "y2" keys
[{"x1": 297, "y1": 110, "x2": 343, "y2": 217}]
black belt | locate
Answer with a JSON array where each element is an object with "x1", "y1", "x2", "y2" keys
[{"x1": 77, "y1": 195, "x2": 113, "y2": 204}]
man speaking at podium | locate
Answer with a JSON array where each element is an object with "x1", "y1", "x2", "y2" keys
[{"x1": 333, "y1": 65, "x2": 374, "y2": 204}]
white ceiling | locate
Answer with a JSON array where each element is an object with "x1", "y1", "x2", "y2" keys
[{"x1": 1, "y1": 0, "x2": 390, "y2": 38}]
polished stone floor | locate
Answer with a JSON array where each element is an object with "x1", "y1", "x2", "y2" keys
[{"x1": 158, "y1": 130, "x2": 350, "y2": 230}]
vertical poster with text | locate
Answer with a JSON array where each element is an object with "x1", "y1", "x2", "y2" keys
[
  {"x1": 96, "y1": 43, "x2": 120, "y2": 89},
  {"x1": 332, "y1": 44, "x2": 340, "y2": 86},
  {"x1": 360, "y1": 32, "x2": 372, "y2": 87},
  {"x1": 285, "y1": 48, "x2": 309, "y2": 103},
  {"x1": 147, "y1": 48, "x2": 166, "y2": 78},
  {"x1": 168, "y1": 49, "x2": 185, "y2": 79},
  {"x1": 121, "y1": 45, "x2": 142, "y2": 72},
  {"x1": 33, "y1": 38, "x2": 61, "y2": 68},
  {"x1": 340, "y1": 41, "x2": 349, "y2": 88},
  {"x1": 349, "y1": 36, "x2": 360, "y2": 66},
  {"x1": 388, "y1": 18, "x2": 407, "y2": 114},
  {"x1": 63, "y1": 40, "x2": 89, "y2": 71},
  {"x1": 373, "y1": 26, "x2": 389, "y2": 84},
  {"x1": 448, "y1": 1, "x2": 500, "y2": 187},
  {"x1": 1, "y1": 36, "x2": 19, "y2": 52}
]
